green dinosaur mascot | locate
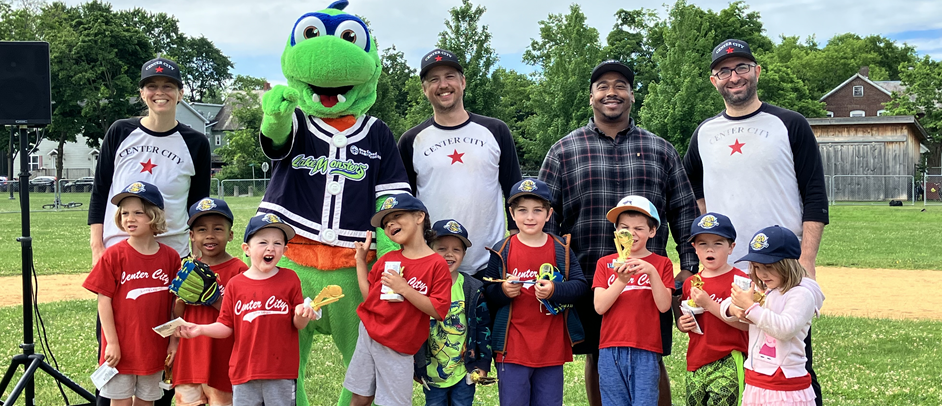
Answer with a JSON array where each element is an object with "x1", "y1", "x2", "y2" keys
[{"x1": 258, "y1": 2, "x2": 407, "y2": 404}]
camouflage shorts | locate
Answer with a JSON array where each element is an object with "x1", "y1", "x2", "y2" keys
[{"x1": 685, "y1": 351, "x2": 744, "y2": 406}]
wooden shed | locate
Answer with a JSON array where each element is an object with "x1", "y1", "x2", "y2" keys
[{"x1": 808, "y1": 115, "x2": 930, "y2": 202}]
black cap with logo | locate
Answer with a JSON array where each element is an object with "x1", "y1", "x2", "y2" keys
[
  {"x1": 590, "y1": 60, "x2": 635, "y2": 88},
  {"x1": 140, "y1": 57, "x2": 183, "y2": 88},
  {"x1": 419, "y1": 49, "x2": 463, "y2": 80},
  {"x1": 710, "y1": 39, "x2": 757, "y2": 70}
]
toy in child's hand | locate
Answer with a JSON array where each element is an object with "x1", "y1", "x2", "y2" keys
[
  {"x1": 733, "y1": 274, "x2": 766, "y2": 306},
  {"x1": 306, "y1": 285, "x2": 345, "y2": 310},
  {"x1": 466, "y1": 369, "x2": 497, "y2": 386},
  {"x1": 482, "y1": 277, "x2": 536, "y2": 285},
  {"x1": 613, "y1": 228, "x2": 634, "y2": 266},
  {"x1": 170, "y1": 257, "x2": 220, "y2": 306},
  {"x1": 687, "y1": 274, "x2": 705, "y2": 307},
  {"x1": 537, "y1": 263, "x2": 571, "y2": 316}
]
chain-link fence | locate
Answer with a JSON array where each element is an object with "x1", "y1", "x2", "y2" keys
[
  {"x1": 829, "y1": 175, "x2": 915, "y2": 205},
  {"x1": 219, "y1": 179, "x2": 271, "y2": 198},
  {"x1": 923, "y1": 175, "x2": 942, "y2": 206},
  {"x1": 0, "y1": 177, "x2": 92, "y2": 213}
]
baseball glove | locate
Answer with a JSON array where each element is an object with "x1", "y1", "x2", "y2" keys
[{"x1": 169, "y1": 257, "x2": 220, "y2": 306}]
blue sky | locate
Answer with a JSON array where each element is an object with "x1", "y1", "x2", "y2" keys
[{"x1": 63, "y1": 0, "x2": 942, "y2": 85}]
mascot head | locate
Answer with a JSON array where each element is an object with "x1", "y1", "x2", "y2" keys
[{"x1": 282, "y1": 0, "x2": 380, "y2": 118}]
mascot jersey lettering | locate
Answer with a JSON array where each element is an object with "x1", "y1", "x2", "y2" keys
[
  {"x1": 174, "y1": 257, "x2": 248, "y2": 390},
  {"x1": 217, "y1": 268, "x2": 303, "y2": 385},
  {"x1": 592, "y1": 252, "x2": 674, "y2": 353},
  {"x1": 82, "y1": 240, "x2": 180, "y2": 375},
  {"x1": 259, "y1": 112, "x2": 410, "y2": 248},
  {"x1": 89, "y1": 118, "x2": 211, "y2": 256},
  {"x1": 399, "y1": 114, "x2": 521, "y2": 274}
]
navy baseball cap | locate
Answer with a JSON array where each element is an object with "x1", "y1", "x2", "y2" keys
[
  {"x1": 508, "y1": 178, "x2": 553, "y2": 205},
  {"x1": 420, "y1": 48, "x2": 463, "y2": 80},
  {"x1": 371, "y1": 193, "x2": 429, "y2": 228},
  {"x1": 244, "y1": 213, "x2": 296, "y2": 243},
  {"x1": 432, "y1": 219, "x2": 472, "y2": 248},
  {"x1": 606, "y1": 195, "x2": 660, "y2": 228},
  {"x1": 689, "y1": 212, "x2": 736, "y2": 242},
  {"x1": 140, "y1": 57, "x2": 183, "y2": 88},
  {"x1": 710, "y1": 39, "x2": 757, "y2": 70},
  {"x1": 110, "y1": 181, "x2": 164, "y2": 210},
  {"x1": 590, "y1": 60, "x2": 635, "y2": 87},
  {"x1": 187, "y1": 197, "x2": 234, "y2": 227},
  {"x1": 737, "y1": 225, "x2": 801, "y2": 264}
]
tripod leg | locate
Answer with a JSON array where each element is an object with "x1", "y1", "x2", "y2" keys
[
  {"x1": 37, "y1": 359, "x2": 95, "y2": 401},
  {"x1": 3, "y1": 354, "x2": 43, "y2": 405},
  {"x1": 0, "y1": 354, "x2": 27, "y2": 397}
]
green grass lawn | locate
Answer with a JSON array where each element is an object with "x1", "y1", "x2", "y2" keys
[
  {"x1": 0, "y1": 300, "x2": 938, "y2": 405},
  {"x1": 3, "y1": 196, "x2": 939, "y2": 276}
]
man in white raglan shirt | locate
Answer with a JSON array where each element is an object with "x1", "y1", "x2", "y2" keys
[
  {"x1": 399, "y1": 48, "x2": 522, "y2": 277},
  {"x1": 684, "y1": 38, "x2": 828, "y2": 406}
]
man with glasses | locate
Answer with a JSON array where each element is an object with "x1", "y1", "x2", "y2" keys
[
  {"x1": 399, "y1": 49, "x2": 522, "y2": 277},
  {"x1": 684, "y1": 39, "x2": 828, "y2": 406}
]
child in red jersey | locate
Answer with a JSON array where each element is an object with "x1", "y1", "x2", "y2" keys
[
  {"x1": 171, "y1": 198, "x2": 247, "y2": 406},
  {"x1": 345, "y1": 193, "x2": 452, "y2": 406},
  {"x1": 179, "y1": 214, "x2": 320, "y2": 406},
  {"x1": 592, "y1": 195, "x2": 674, "y2": 405},
  {"x1": 483, "y1": 179, "x2": 588, "y2": 406},
  {"x1": 83, "y1": 181, "x2": 181, "y2": 406},
  {"x1": 677, "y1": 212, "x2": 749, "y2": 406}
]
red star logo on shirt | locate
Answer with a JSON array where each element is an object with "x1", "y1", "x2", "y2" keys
[
  {"x1": 435, "y1": 55, "x2": 443, "y2": 62},
  {"x1": 447, "y1": 149, "x2": 464, "y2": 165},
  {"x1": 155, "y1": 66, "x2": 164, "y2": 73},
  {"x1": 726, "y1": 47, "x2": 735, "y2": 54},
  {"x1": 729, "y1": 139, "x2": 745, "y2": 155},
  {"x1": 140, "y1": 159, "x2": 158, "y2": 173}
]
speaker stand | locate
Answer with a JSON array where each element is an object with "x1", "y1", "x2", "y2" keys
[{"x1": 0, "y1": 125, "x2": 96, "y2": 405}]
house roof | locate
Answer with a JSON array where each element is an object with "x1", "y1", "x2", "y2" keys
[
  {"x1": 819, "y1": 73, "x2": 893, "y2": 101},
  {"x1": 213, "y1": 90, "x2": 266, "y2": 131},
  {"x1": 178, "y1": 100, "x2": 209, "y2": 124},
  {"x1": 807, "y1": 115, "x2": 930, "y2": 145}
]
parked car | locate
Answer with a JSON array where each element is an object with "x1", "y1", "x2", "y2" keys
[
  {"x1": 29, "y1": 176, "x2": 57, "y2": 191},
  {"x1": 64, "y1": 176, "x2": 95, "y2": 192},
  {"x1": 0, "y1": 176, "x2": 20, "y2": 192}
]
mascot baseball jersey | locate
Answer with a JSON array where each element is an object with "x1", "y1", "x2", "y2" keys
[
  {"x1": 82, "y1": 240, "x2": 180, "y2": 375},
  {"x1": 216, "y1": 268, "x2": 304, "y2": 385},
  {"x1": 258, "y1": 112, "x2": 410, "y2": 248},
  {"x1": 89, "y1": 118, "x2": 211, "y2": 256}
]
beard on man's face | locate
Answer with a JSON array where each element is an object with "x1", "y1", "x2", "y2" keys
[{"x1": 720, "y1": 75, "x2": 758, "y2": 107}]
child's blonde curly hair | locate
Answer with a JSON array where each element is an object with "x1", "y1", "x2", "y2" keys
[{"x1": 114, "y1": 197, "x2": 167, "y2": 235}]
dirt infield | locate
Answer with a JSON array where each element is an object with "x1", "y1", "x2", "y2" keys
[{"x1": 0, "y1": 266, "x2": 938, "y2": 320}]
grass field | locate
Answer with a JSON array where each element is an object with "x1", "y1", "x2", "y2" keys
[
  {"x1": 0, "y1": 300, "x2": 938, "y2": 405},
  {"x1": 1, "y1": 195, "x2": 940, "y2": 276}
]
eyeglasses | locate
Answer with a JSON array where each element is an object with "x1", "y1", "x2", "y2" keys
[{"x1": 713, "y1": 63, "x2": 756, "y2": 80}]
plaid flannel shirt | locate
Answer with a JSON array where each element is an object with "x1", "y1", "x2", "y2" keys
[{"x1": 539, "y1": 118, "x2": 699, "y2": 278}]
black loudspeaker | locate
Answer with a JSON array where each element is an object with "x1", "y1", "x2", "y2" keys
[{"x1": 0, "y1": 41, "x2": 51, "y2": 126}]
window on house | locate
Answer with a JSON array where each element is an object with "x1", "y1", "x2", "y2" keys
[
  {"x1": 853, "y1": 85, "x2": 864, "y2": 97},
  {"x1": 29, "y1": 155, "x2": 41, "y2": 171},
  {"x1": 877, "y1": 109, "x2": 887, "y2": 116},
  {"x1": 826, "y1": 111, "x2": 834, "y2": 117},
  {"x1": 850, "y1": 110, "x2": 865, "y2": 117},
  {"x1": 215, "y1": 135, "x2": 222, "y2": 146}
]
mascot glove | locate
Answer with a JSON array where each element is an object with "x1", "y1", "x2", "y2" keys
[
  {"x1": 260, "y1": 84, "x2": 301, "y2": 147},
  {"x1": 170, "y1": 257, "x2": 221, "y2": 306}
]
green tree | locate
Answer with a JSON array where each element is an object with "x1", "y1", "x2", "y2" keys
[
  {"x1": 230, "y1": 74, "x2": 268, "y2": 92},
  {"x1": 604, "y1": 8, "x2": 663, "y2": 121},
  {"x1": 491, "y1": 67, "x2": 535, "y2": 164},
  {"x1": 639, "y1": 0, "x2": 722, "y2": 154},
  {"x1": 886, "y1": 56, "x2": 942, "y2": 149},
  {"x1": 436, "y1": 0, "x2": 499, "y2": 118},
  {"x1": 117, "y1": 7, "x2": 184, "y2": 56},
  {"x1": 755, "y1": 59, "x2": 826, "y2": 118},
  {"x1": 214, "y1": 83, "x2": 266, "y2": 180},
  {"x1": 369, "y1": 45, "x2": 415, "y2": 137},
  {"x1": 521, "y1": 4, "x2": 602, "y2": 167},
  {"x1": 177, "y1": 35, "x2": 234, "y2": 103}
]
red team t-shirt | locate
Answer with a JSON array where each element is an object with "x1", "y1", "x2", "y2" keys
[
  {"x1": 82, "y1": 240, "x2": 180, "y2": 375},
  {"x1": 592, "y1": 252, "x2": 674, "y2": 354},
  {"x1": 173, "y1": 257, "x2": 248, "y2": 390},
  {"x1": 216, "y1": 268, "x2": 303, "y2": 385},
  {"x1": 357, "y1": 250, "x2": 451, "y2": 355},
  {"x1": 682, "y1": 267, "x2": 750, "y2": 371},
  {"x1": 497, "y1": 236, "x2": 570, "y2": 367}
]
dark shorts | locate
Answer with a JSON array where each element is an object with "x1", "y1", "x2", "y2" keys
[{"x1": 572, "y1": 279, "x2": 674, "y2": 357}]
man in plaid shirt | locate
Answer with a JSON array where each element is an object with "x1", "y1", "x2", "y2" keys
[{"x1": 539, "y1": 60, "x2": 699, "y2": 406}]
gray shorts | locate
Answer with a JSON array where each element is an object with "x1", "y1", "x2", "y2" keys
[
  {"x1": 232, "y1": 379, "x2": 295, "y2": 406},
  {"x1": 342, "y1": 322, "x2": 414, "y2": 406},
  {"x1": 100, "y1": 371, "x2": 163, "y2": 401}
]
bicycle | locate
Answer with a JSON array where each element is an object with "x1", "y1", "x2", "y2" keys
[{"x1": 43, "y1": 195, "x2": 83, "y2": 210}]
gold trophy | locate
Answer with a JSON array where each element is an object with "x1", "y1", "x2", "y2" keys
[
  {"x1": 612, "y1": 229, "x2": 634, "y2": 267},
  {"x1": 753, "y1": 288, "x2": 766, "y2": 306},
  {"x1": 687, "y1": 274, "x2": 704, "y2": 307}
]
